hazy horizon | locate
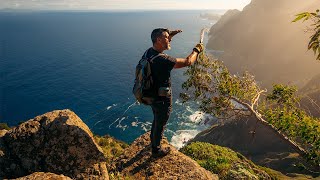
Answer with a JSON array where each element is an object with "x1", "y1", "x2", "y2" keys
[
  {"x1": 0, "y1": 0, "x2": 251, "y2": 11},
  {"x1": 0, "y1": 8, "x2": 228, "y2": 13}
]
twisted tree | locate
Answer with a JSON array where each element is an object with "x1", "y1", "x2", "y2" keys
[{"x1": 180, "y1": 52, "x2": 320, "y2": 167}]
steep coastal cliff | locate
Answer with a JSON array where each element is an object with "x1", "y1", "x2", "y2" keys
[{"x1": 207, "y1": 0, "x2": 320, "y2": 88}]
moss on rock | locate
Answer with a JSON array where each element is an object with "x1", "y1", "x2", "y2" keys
[
  {"x1": 0, "y1": 123, "x2": 10, "y2": 130},
  {"x1": 94, "y1": 134, "x2": 128, "y2": 163}
]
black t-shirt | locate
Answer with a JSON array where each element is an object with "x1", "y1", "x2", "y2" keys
[{"x1": 145, "y1": 47, "x2": 176, "y2": 97}]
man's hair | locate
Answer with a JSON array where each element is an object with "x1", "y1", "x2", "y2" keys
[{"x1": 151, "y1": 28, "x2": 170, "y2": 44}]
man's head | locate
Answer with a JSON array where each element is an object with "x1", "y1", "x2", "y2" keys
[{"x1": 151, "y1": 28, "x2": 172, "y2": 51}]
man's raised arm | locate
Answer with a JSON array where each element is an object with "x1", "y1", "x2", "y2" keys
[{"x1": 174, "y1": 43, "x2": 204, "y2": 69}]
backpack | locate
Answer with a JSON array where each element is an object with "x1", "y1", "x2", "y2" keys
[{"x1": 133, "y1": 49, "x2": 163, "y2": 105}]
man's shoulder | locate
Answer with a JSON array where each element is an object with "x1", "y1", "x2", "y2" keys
[
  {"x1": 160, "y1": 54, "x2": 176, "y2": 63},
  {"x1": 153, "y1": 53, "x2": 176, "y2": 64},
  {"x1": 145, "y1": 48, "x2": 176, "y2": 64}
]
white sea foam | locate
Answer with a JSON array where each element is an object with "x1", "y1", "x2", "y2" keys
[
  {"x1": 107, "y1": 103, "x2": 118, "y2": 110},
  {"x1": 106, "y1": 106, "x2": 112, "y2": 110},
  {"x1": 175, "y1": 99, "x2": 183, "y2": 105},
  {"x1": 131, "y1": 116, "x2": 152, "y2": 132},
  {"x1": 108, "y1": 101, "x2": 137, "y2": 129},
  {"x1": 131, "y1": 121, "x2": 138, "y2": 127},
  {"x1": 189, "y1": 111, "x2": 218, "y2": 125},
  {"x1": 115, "y1": 117, "x2": 128, "y2": 131},
  {"x1": 118, "y1": 116, "x2": 126, "y2": 125},
  {"x1": 189, "y1": 111, "x2": 204, "y2": 123},
  {"x1": 94, "y1": 119, "x2": 104, "y2": 126},
  {"x1": 170, "y1": 110, "x2": 216, "y2": 149},
  {"x1": 170, "y1": 129, "x2": 204, "y2": 149},
  {"x1": 141, "y1": 122, "x2": 152, "y2": 132},
  {"x1": 89, "y1": 103, "x2": 119, "y2": 123}
]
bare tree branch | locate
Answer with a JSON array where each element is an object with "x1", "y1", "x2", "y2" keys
[
  {"x1": 228, "y1": 96, "x2": 308, "y2": 157},
  {"x1": 305, "y1": 95, "x2": 320, "y2": 115},
  {"x1": 252, "y1": 89, "x2": 267, "y2": 109}
]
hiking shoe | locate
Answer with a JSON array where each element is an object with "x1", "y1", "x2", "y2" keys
[{"x1": 152, "y1": 147, "x2": 170, "y2": 158}]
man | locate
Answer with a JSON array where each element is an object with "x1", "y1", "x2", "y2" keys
[{"x1": 145, "y1": 28, "x2": 204, "y2": 157}]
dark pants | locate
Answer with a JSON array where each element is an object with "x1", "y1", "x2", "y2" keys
[{"x1": 150, "y1": 97, "x2": 172, "y2": 152}]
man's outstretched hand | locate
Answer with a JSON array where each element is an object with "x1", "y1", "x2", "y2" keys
[
  {"x1": 169, "y1": 29, "x2": 182, "y2": 37},
  {"x1": 193, "y1": 43, "x2": 204, "y2": 53}
]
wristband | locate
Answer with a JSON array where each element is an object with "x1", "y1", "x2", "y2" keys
[{"x1": 193, "y1": 48, "x2": 200, "y2": 53}]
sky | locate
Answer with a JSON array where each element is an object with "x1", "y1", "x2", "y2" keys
[{"x1": 0, "y1": 0, "x2": 252, "y2": 11}]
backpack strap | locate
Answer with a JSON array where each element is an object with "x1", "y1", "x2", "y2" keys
[
  {"x1": 143, "y1": 49, "x2": 149, "y2": 59},
  {"x1": 143, "y1": 48, "x2": 165, "y2": 62},
  {"x1": 149, "y1": 53, "x2": 164, "y2": 63}
]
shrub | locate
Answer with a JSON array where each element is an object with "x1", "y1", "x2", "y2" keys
[{"x1": 0, "y1": 123, "x2": 10, "y2": 130}]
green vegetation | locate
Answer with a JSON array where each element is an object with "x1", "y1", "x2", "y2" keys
[
  {"x1": 258, "y1": 166, "x2": 314, "y2": 180},
  {"x1": 293, "y1": 9, "x2": 320, "y2": 60},
  {"x1": 94, "y1": 134, "x2": 132, "y2": 179},
  {"x1": 181, "y1": 52, "x2": 264, "y2": 119},
  {"x1": 93, "y1": 134, "x2": 128, "y2": 163},
  {"x1": 180, "y1": 51, "x2": 320, "y2": 169},
  {"x1": 0, "y1": 123, "x2": 10, "y2": 130},
  {"x1": 181, "y1": 142, "x2": 276, "y2": 179},
  {"x1": 181, "y1": 142, "x2": 237, "y2": 175},
  {"x1": 262, "y1": 84, "x2": 320, "y2": 168}
]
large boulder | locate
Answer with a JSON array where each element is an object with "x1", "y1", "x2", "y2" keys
[
  {"x1": 111, "y1": 132, "x2": 218, "y2": 179},
  {"x1": 0, "y1": 109, "x2": 108, "y2": 179}
]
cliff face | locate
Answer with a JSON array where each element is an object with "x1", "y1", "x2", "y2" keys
[{"x1": 207, "y1": 0, "x2": 320, "y2": 88}]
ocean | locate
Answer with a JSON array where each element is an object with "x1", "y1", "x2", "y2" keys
[{"x1": 0, "y1": 10, "x2": 222, "y2": 148}]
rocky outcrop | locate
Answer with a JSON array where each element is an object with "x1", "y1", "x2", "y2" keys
[
  {"x1": 14, "y1": 172, "x2": 71, "y2": 180},
  {"x1": 0, "y1": 109, "x2": 108, "y2": 179},
  {"x1": 111, "y1": 132, "x2": 218, "y2": 179},
  {"x1": 190, "y1": 115, "x2": 311, "y2": 174},
  {"x1": 207, "y1": 0, "x2": 320, "y2": 88}
]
